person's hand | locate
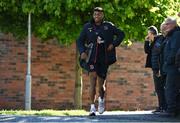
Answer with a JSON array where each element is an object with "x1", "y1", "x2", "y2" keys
[
  {"x1": 107, "y1": 44, "x2": 114, "y2": 51},
  {"x1": 154, "y1": 70, "x2": 160, "y2": 77},
  {"x1": 156, "y1": 72, "x2": 160, "y2": 77},
  {"x1": 80, "y1": 52, "x2": 87, "y2": 60},
  {"x1": 145, "y1": 36, "x2": 150, "y2": 41}
]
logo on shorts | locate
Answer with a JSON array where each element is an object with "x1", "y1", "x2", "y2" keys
[{"x1": 90, "y1": 65, "x2": 94, "y2": 70}]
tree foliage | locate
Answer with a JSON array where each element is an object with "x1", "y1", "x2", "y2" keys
[{"x1": 0, "y1": 0, "x2": 179, "y2": 44}]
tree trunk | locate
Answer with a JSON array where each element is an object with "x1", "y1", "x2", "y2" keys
[{"x1": 74, "y1": 44, "x2": 82, "y2": 109}]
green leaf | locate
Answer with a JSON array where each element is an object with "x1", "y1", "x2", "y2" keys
[{"x1": 0, "y1": 0, "x2": 178, "y2": 44}]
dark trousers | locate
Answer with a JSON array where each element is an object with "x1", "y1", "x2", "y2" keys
[
  {"x1": 153, "y1": 72, "x2": 167, "y2": 110},
  {"x1": 165, "y1": 70, "x2": 180, "y2": 113}
]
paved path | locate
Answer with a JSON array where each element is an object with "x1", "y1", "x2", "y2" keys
[{"x1": 0, "y1": 111, "x2": 180, "y2": 122}]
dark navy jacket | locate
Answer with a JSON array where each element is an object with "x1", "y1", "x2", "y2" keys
[
  {"x1": 163, "y1": 27, "x2": 180, "y2": 73},
  {"x1": 159, "y1": 36, "x2": 167, "y2": 75},
  {"x1": 175, "y1": 48, "x2": 180, "y2": 68},
  {"x1": 77, "y1": 20, "x2": 125, "y2": 65},
  {"x1": 144, "y1": 35, "x2": 164, "y2": 71}
]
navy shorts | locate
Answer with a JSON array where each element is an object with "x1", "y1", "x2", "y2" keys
[{"x1": 88, "y1": 61, "x2": 108, "y2": 79}]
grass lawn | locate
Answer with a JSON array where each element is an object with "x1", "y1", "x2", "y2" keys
[{"x1": 0, "y1": 110, "x2": 89, "y2": 116}]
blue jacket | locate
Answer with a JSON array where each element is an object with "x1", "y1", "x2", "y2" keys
[
  {"x1": 77, "y1": 20, "x2": 125, "y2": 65},
  {"x1": 163, "y1": 27, "x2": 180, "y2": 73}
]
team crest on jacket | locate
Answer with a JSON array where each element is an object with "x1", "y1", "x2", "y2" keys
[
  {"x1": 104, "y1": 26, "x2": 108, "y2": 30},
  {"x1": 90, "y1": 65, "x2": 94, "y2": 70},
  {"x1": 88, "y1": 27, "x2": 93, "y2": 32}
]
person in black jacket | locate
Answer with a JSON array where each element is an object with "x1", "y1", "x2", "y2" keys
[
  {"x1": 77, "y1": 7, "x2": 125, "y2": 116},
  {"x1": 161, "y1": 17, "x2": 180, "y2": 117},
  {"x1": 144, "y1": 26, "x2": 167, "y2": 113}
]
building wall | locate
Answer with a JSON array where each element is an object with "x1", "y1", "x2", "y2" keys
[{"x1": 0, "y1": 35, "x2": 157, "y2": 110}]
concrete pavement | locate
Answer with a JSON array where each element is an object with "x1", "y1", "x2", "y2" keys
[{"x1": 0, "y1": 111, "x2": 180, "y2": 122}]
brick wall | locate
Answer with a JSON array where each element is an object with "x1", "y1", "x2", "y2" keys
[{"x1": 0, "y1": 35, "x2": 157, "y2": 110}]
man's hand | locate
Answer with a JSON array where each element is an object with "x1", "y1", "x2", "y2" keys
[
  {"x1": 145, "y1": 36, "x2": 150, "y2": 41},
  {"x1": 107, "y1": 44, "x2": 114, "y2": 51},
  {"x1": 80, "y1": 52, "x2": 87, "y2": 60},
  {"x1": 153, "y1": 70, "x2": 160, "y2": 77},
  {"x1": 155, "y1": 72, "x2": 160, "y2": 77}
]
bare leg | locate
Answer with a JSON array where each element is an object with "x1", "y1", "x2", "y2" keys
[
  {"x1": 97, "y1": 76, "x2": 106, "y2": 99},
  {"x1": 97, "y1": 75, "x2": 106, "y2": 114},
  {"x1": 89, "y1": 72, "x2": 97, "y2": 104}
]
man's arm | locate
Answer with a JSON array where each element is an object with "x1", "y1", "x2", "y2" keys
[
  {"x1": 151, "y1": 49, "x2": 160, "y2": 72},
  {"x1": 111, "y1": 25, "x2": 125, "y2": 47},
  {"x1": 76, "y1": 25, "x2": 87, "y2": 55},
  {"x1": 167, "y1": 31, "x2": 180, "y2": 65},
  {"x1": 144, "y1": 41, "x2": 151, "y2": 54}
]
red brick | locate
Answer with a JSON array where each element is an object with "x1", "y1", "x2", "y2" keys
[{"x1": 0, "y1": 36, "x2": 157, "y2": 110}]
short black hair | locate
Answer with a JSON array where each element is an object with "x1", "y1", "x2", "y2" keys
[
  {"x1": 94, "y1": 7, "x2": 104, "y2": 12},
  {"x1": 148, "y1": 26, "x2": 158, "y2": 35}
]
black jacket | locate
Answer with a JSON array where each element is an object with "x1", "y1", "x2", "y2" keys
[
  {"x1": 77, "y1": 20, "x2": 125, "y2": 65},
  {"x1": 144, "y1": 35, "x2": 164, "y2": 71},
  {"x1": 163, "y1": 26, "x2": 180, "y2": 73},
  {"x1": 175, "y1": 48, "x2": 180, "y2": 68},
  {"x1": 159, "y1": 37, "x2": 167, "y2": 75},
  {"x1": 144, "y1": 40, "x2": 153, "y2": 68}
]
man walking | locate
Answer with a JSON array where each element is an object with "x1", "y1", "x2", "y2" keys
[{"x1": 77, "y1": 7, "x2": 125, "y2": 116}]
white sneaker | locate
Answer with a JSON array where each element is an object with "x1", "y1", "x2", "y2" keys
[
  {"x1": 98, "y1": 97, "x2": 105, "y2": 114},
  {"x1": 89, "y1": 104, "x2": 96, "y2": 116}
]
